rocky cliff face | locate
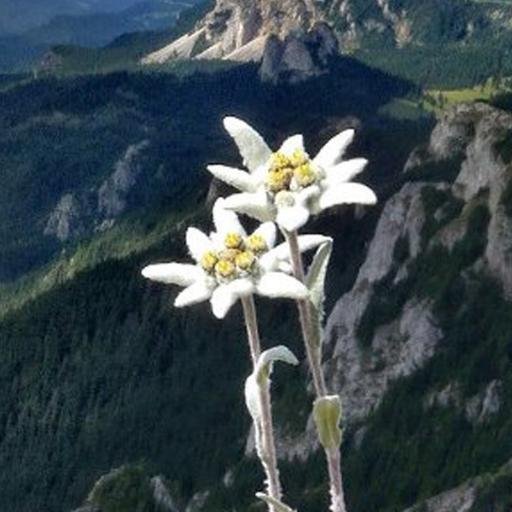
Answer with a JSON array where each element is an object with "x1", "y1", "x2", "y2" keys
[
  {"x1": 322, "y1": 101, "x2": 512, "y2": 434},
  {"x1": 259, "y1": 22, "x2": 338, "y2": 83},
  {"x1": 142, "y1": 0, "x2": 338, "y2": 83},
  {"x1": 142, "y1": 0, "x2": 322, "y2": 65}
]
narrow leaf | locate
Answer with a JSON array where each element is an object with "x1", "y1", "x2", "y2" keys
[
  {"x1": 255, "y1": 345, "x2": 299, "y2": 385},
  {"x1": 305, "y1": 238, "x2": 333, "y2": 313},
  {"x1": 244, "y1": 346, "x2": 299, "y2": 422}
]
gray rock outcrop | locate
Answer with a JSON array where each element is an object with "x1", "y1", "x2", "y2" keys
[
  {"x1": 416, "y1": 102, "x2": 512, "y2": 297},
  {"x1": 259, "y1": 23, "x2": 339, "y2": 84},
  {"x1": 44, "y1": 193, "x2": 92, "y2": 242},
  {"x1": 45, "y1": 140, "x2": 150, "y2": 242},
  {"x1": 321, "y1": 182, "x2": 441, "y2": 427},
  {"x1": 97, "y1": 140, "x2": 150, "y2": 221}
]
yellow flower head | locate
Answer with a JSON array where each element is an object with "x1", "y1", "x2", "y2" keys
[
  {"x1": 224, "y1": 232, "x2": 243, "y2": 249},
  {"x1": 270, "y1": 151, "x2": 291, "y2": 171},
  {"x1": 215, "y1": 259, "x2": 236, "y2": 279},
  {"x1": 235, "y1": 251, "x2": 256, "y2": 271},
  {"x1": 290, "y1": 149, "x2": 309, "y2": 168},
  {"x1": 294, "y1": 163, "x2": 317, "y2": 187},
  {"x1": 246, "y1": 234, "x2": 268, "y2": 253},
  {"x1": 200, "y1": 251, "x2": 218, "y2": 273},
  {"x1": 218, "y1": 248, "x2": 241, "y2": 262},
  {"x1": 266, "y1": 167, "x2": 293, "y2": 193}
]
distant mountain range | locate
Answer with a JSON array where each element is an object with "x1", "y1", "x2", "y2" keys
[
  {"x1": 0, "y1": 0, "x2": 199, "y2": 72},
  {"x1": 0, "y1": 0, "x2": 161, "y2": 35}
]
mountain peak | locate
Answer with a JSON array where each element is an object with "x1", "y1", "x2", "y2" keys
[{"x1": 142, "y1": 0, "x2": 325, "y2": 64}]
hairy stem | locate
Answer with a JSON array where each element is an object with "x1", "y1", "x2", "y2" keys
[
  {"x1": 285, "y1": 231, "x2": 347, "y2": 512},
  {"x1": 242, "y1": 295, "x2": 282, "y2": 511}
]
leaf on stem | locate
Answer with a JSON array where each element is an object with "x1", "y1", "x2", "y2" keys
[
  {"x1": 313, "y1": 395, "x2": 343, "y2": 450},
  {"x1": 244, "y1": 346, "x2": 299, "y2": 422},
  {"x1": 305, "y1": 238, "x2": 333, "y2": 313}
]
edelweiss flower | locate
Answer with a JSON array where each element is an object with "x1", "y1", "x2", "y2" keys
[
  {"x1": 141, "y1": 199, "x2": 327, "y2": 319},
  {"x1": 207, "y1": 117, "x2": 377, "y2": 232}
]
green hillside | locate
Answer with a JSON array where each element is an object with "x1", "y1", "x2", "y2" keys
[{"x1": 0, "y1": 57, "x2": 416, "y2": 286}]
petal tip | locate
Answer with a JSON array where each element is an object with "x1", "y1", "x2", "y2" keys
[
  {"x1": 223, "y1": 116, "x2": 245, "y2": 132},
  {"x1": 141, "y1": 266, "x2": 153, "y2": 279}
]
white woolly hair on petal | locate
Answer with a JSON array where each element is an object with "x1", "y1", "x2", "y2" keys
[
  {"x1": 209, "y1": 230, "x2": 223, "y2": 250},
  {"x1": 206, "y1": 164, "x2": 256, "y2": 192},
  {"x1": 258, "y1": 250, "x2": 279, "y2": 272},
  {"x1": 210, "y1": 279, "x2": 253, "y2": 319},
  {"x1": 212, "y1": 198, "x2": 247, "y2": 238},
  {"x1": 276, "y1": 204, "x2": 310, "y2": 232},
  {"x1": 141, "y1": 263, "x2": 202, "y2": 286},
  {"x1": 223, "y1": 116, "x2": 272, "y2": 173},
  {"x1": 251, "y1": 221, "x2": 277, "y2": 248},
  {"x1": 319, "y1": 182, "x2": 377, "y2": 209},
  {"x1": 277, "y1": 261, "x2": 293, "y2": 274},
  {"x1": 324, "y1": 158, "x2": 368, "y2": 185},
  {"x1": 186, "y1": 227, "x2": 214, "y2": 262},
  {"x1": 297, "y1": 184, "x2": 321, "y2": 205},
  {"x1": 279, "y1": 134, "x2": 304, "y2": 156},
  {"x1": 256, "y1": 272, "x2": 308, "y2": 299},
  {"x1": 224, "y1": 191, "x2": 275, "y2": 223},
  {"x1": 314, "y1": 128, "x2": 355, "y2": 169},
  {"x1": 174, "y1": 282, "x2": 212, "y2": 308}
]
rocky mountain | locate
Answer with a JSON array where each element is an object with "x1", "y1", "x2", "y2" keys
[
  {"x1": 142, "y1": 0, "x2": 319, "y2": 63},
  {"x1": 142, "y1": 0, "x2": 512, "y2": 61},
  {"x1": 138, "y1": 0, "x2": 512, "y2": 88}
]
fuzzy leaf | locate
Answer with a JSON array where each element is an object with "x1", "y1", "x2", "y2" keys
[
  {"x1": 255, "y1": 345, "x2": 299, "y2": 385},
  {"x1": 256, "y1": 493, "x2": 297, "y2": 512},
  {"x1": 244, "y1": 346, "x2": 299, "y2": 422},
  {"x1": 313, "y1": 395, "x2": 343, "y2": 450},
  {"x1": 305, "y1": 238, "x2": 333, "y2": 313}
]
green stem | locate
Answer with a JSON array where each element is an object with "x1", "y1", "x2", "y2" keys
[
  {"x1": 285, "y1": 231, "x2": 347, "y2": 512},
  {"x1": 242, "y1": 295, "x2": 282, "y2": 512}
]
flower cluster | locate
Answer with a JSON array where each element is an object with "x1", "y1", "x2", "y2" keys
[
  {"x1": 142, "y1": 198, "x2": 327, "y2": 319},
  {"x1": 207, "y1": 117, "x2": 377, "y2": 232}
]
